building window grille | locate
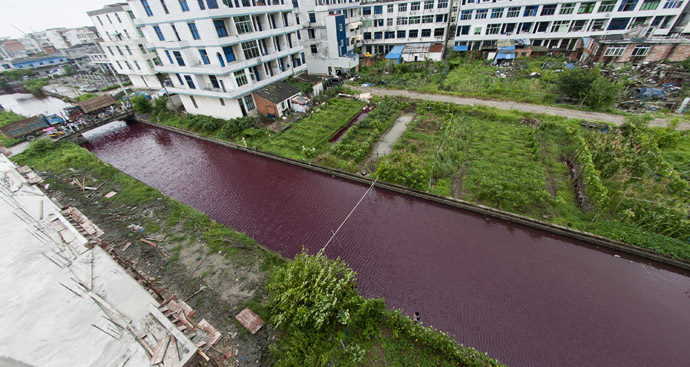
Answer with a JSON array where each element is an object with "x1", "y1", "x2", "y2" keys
[
  {"x1": 398, "y1": 3, "x2": 407, "y2": 11},
  {"x1": 387, "y1": 18, "x2": 393, "y2": 26},
  {"x1": 411, "y1": 2, "x2": 420, "y2": 11},
  {"x1": 235, "y1": 70, "x2": 248, "y2": 87},
  {"x1": 578, "y1": 2, "x2": 596, "y2": 13},
  {"x1": 235, "y1": 15, "x2": 253, "y2": 34},
  {"x1": 475, "y1": 9, "x2": 487, "y2": 19},
  {"x1": 409, "y1": 16, "x2": 420, "y2": 24},
  {"x1": 179, "y1": 0, "x2": 190, "y2": 12},
  {"x1": 214, "y1": 20, "x2": 228, "y2": 37},
  {"x1": 663, "y1": 0, "x2": 682, "y2": 8},
  {"x1": 243, "y1": 95, "x2": 255, "y2": 111},
  {"x1": 397, "y1": 17, "x2": 409, "y2": 25},
  {"x1": 387, "y1": 4, "x2": 394, "y2": 12},
  {"x1": 125, "y1": 46, "x2": 133, "y2": 55},
  {"x1": 199, "y1": 49, "x2": 210, "y2": 64},
  {"x1": 165, "y1": 50, "x2": 174, "y2": 63},
  {"x1": 631, "y1": 46, "x2": 650, "y2": 56},
  {"x1": 423, "y1": 0, "x2": 434, "y2": 10},
  {"x1": 524, "y1": 6, "x2": 538, "y2": 16},
  {"x1": 173, "y1": 51, "x2": 185, "y2": 66},
  {"x1": 598, "y1": 0, "x2": 616, "y2": 12},
  {"x1": 640, "y1": 0, "x2": 660, "y2": 10},
  {"x1": 604, "y1": 46, "x2": 625, "y2": 56},
  {"x1": 362, "y1": 7, "x2": 371, "y2": 15},
  {"x1": 486, "y1": 24, "x2": 500, "y2": 35},
  {"x1": 310, "y1": 44, "x2": 318, "y2": 53},
  {"x1": 374, "y1": 5, "x2": 382, "y2": 14},
  {"x1": 397, "y1": 30, "x2": 406, "y2": 38},
  {"x1": 590, "y1": 18, "x2": 607, "y2": 30},
  {"x1": 560, "y1": 3, "x2": 576, "y2": 14},
  {"x1": 541, "y1": 5, "x2": 556, "y2": 16},
  {"x1": 551, "y1": 20, "x2": 570, "y2": 32},
  {"x1": 241, "y1": 41, "x2": 260, "y2": 60},
  {"x1": 154, "y1": 26, "x2": 165, "y2": 40},
  {"x1": 491, "y1": 8, "x2": 503, "y2": 18},
  {"x1": 460, "y1": 10, "x2": 472, "y2": 20},
  {"x1": 385, "y1": 31, "x2": 395, "y2": 39},
  {"x1": 506, "y1": 7, "x2": 519, "y2": 17},
  {"x1": 409, "y1": 29, "x2": 418, "y2": 37},
  {"x1": 309, "y1": 12, "x2": 316, "y2": 22},
  {"x1": 422, "y1": 15, "x2": 433, "y2": 23},
  {"x1": 619, "y1": 0, "x2": 638, "y2": 11},
  {"x1": 438, "y1": 0, "x2": 448, "y2": 8}
]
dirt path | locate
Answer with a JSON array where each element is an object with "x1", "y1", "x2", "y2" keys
[{"x1": 350, "y1": 86, "x2": 689, "y2": 130}]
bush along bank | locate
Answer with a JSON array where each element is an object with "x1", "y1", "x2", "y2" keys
[{"x1": 11, "y1": 139, "x2": 505, "y2": 367}]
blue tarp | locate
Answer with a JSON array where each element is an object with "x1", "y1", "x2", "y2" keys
[
  {"x1": 497, "y1": 46, "x2": 516, "y2": 51},
  {"x1": 385, "y1": 46, "x2": 405, "y2": 63},
  {"x1": 566, "y1": 63, "x2": 576, "y2": 69},
  {"x1": 454, "y1": 45, "x2": 468, "y2": 51},
  {"x1": 637, "y1": 88, "x2": 666, "y2": 100},
  {"x1": 496, "y1": 53, "x2": 516, "y2": 60}
]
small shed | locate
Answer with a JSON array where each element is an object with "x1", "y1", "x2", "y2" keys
[
  {"x1": 385, "y1": 46, "x2": 404, "y2": 64},
  {"x1": 295, "y1": 73, "x2": 324, "y2": 96},
  {"x1": 291, "y1": 95, "x2": 310, "y2": 113},
  {"x1": 77, "y1": 94, "x2": 117, "y2": 114},
  {"x1": 252, "y1": 82, "x2": 301, "y2": 118}
]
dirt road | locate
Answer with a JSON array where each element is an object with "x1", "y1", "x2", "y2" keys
[{"x1": 350, "y1": 86, "x2": 689, "y2": 130}]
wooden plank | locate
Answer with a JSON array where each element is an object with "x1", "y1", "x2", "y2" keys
[
  {"x1": 140, "y1": 238, "x2": 158, "y2": 248},
  {"x1": 163, "y1": 338, "x2": 179, "y2": 367},
  {"x1": 150, "y1": 335, "x2": 170, "y2": 366}
]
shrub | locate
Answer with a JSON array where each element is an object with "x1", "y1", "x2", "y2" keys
[
  {"x1": 556, "y1": 68, "x2": 621, "y2": 110},
  {"x1": 130, "y1": 95, "x2": 152, "y2": 114},
  {"x1": 219, "y1": 116, "x2": 257, "y2": 138}
]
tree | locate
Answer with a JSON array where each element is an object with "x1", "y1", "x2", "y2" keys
[
  {"x1": 130, "y1": 95, "x2": 152, "y2": 114},
  {"x1": 556, "y1": 67, "x2": 621, "y2": 110}
]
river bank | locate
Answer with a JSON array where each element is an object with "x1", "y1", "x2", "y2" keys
[{"x1": 11, "y1": 140, "x2": 503, "y2": 367}]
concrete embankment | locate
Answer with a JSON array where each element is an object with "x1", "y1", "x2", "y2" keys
[{"x1": 136, "y1": 115, "x2": 690, "y2": 272}]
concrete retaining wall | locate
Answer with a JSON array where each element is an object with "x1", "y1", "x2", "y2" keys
[{"x1": 136, "y1": 115, "x2": 690, "y2": 272}]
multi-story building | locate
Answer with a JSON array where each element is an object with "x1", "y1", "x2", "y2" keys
[
  {"x1": 88, "y1": 3, "x2": 164, "y2": 89},
  {"x1": 127, "y1": 0, "x2": 306, "y2": 119},
  {"x1": 361, "y1": 0, "x2": 455, "y2": 56},
  {"x1": 45, "y1": 29, "x2": 72, "y2": 50},
  {"x1": 452, "y1": 0, "x2": 690, "y2": 56},
  {"x1": 61, "y1": 27, "x2": 100, "y2": 47},
  {"x1": 298, "y1": 0, "x2": 361, "y2": 75}
]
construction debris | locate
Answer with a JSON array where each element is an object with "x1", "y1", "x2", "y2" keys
[
  {"x1": 235, "y1": 308, "x2": 264, "y2": 334},
  {"x1": 104, "y1": 191, "x2": 118, "y2": 198}
]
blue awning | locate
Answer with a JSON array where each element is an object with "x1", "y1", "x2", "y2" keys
[
  {"x1": 454, "y1": 45, "x2": 468, "y2": 51},
  {"x1": 498, "y1": 46, "x2": 516, "y2": 51},
  {"x1": 385, "y1": 45, "x2": 405, "y2": 62},
  {"x1": 496, "y1": 53, "x2": 516, "y2": 60}
]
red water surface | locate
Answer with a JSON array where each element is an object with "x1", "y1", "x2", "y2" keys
[{"x1": 83, "y1": 122, "x2": 690, "y2": 367}]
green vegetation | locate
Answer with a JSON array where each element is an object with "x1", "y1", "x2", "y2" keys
[
  {"x1": 371, "y1": 102, "x2": 690, "y2": 259},
  {"x1": 357, "y1": 55, "x2": 622, "y2": 111},
  {"x1": 0, "y1": 69, "x2": 36, "y2": 82},
  {"x1": 0, "y1": 110, "x2": 28, "y2": 146},
  {"x1": 267, "y1": 249, "x2": 503, "y2": 367},
  {"x1": 23, "y1": 77, "x2": 50, "y2": 95},
  {"x1": 131, "y1": 95, "x2": 153, "y2": 114},
  {"x1": 74, "y1": 93, "x2": 99, "y2": 102},
  {"x1": 556, "y1": 67, "x2": 622, "y2": 110}
]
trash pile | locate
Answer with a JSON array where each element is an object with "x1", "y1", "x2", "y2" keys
[{"x1": 604, "y1": 63, "x2": 689, "y2": 113}]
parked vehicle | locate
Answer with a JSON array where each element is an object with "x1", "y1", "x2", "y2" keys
[
  {"x1": 0, "y1": 115, "x2": 49, "y2": 141},
  {"x1": 79, "y1": 85, "x2": 98, "y2": 93},
  {"x1": 44, "y1": 114, "x2": 66, "y2": 126}
]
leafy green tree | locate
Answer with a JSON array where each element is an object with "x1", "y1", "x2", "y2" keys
[
  {"x1": 130, "y1": 95, "x2": 152, "y2": 114},
  {"x1": 23, "y1": 78, "x2": 49, "y2": 95},
  {"x1": 153, "y1": 96, "x2": 168, "y2": 114},
  {"x1": 556, "y1": 68, "x2": 621, "y2": 110}
]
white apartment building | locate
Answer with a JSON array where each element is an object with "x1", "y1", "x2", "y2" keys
[
  {"x1": 88, "y1": 3, "x2": 164, "y2": 89},
  {"x1": 127, "y1": 0, "x2": 306, "y2": 119},
  {"x1": 361, "y1": 0, "x2": 456, "y2": 56},
  {"x1": 62, "y1": 27, "x2": 100, "y2": 47},
  {"x1": 452, "y1": 0, "x2": 690, "y2": 54},
  {"x1": 298, "y1": 0, "x2": 361, "y2": 75},
  {"x1": 45, "y1": 29, "x2": 71, "y2": 50}
]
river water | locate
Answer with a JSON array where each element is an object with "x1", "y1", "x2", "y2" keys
[{"x1": 7, "y1": 94, "x2": 690, "y2": 366}]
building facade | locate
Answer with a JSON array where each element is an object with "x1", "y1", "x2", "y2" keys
[
  {"x1": 88, "y1": 3, "x2": 164, "y2": 89},
  {"x1": 361, "y1": 0, "x2": 455, "y2": 56},
  {"x1": 452, "y1": 0, "x2": 690, "y2": 55},
  {"x1": 127, "y1": 0, "x2": 306, "y2": 119},
  {"x1": 298, "y1": 0, "x2": 361, "y2": 75}
]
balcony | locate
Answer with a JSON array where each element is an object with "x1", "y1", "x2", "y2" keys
[
  {"x1": 133, "y1": 4, "x2": 293, "y2": 26},
  {"x1": 145, "y1": 25, "x2": 301, "y2": 50}
]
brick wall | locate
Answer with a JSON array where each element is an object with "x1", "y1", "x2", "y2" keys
[{"x1": 252, "y1": 93, "x2": 279, "y2": 118}]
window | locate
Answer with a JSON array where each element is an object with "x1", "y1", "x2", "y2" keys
[
  {"x1": 116, "y1": 46, "x2": 124, "y2": 55},
  {"x1": 590, "y1": 19, "x2": 607, "y2": 31},
  {"x1": 124, "y1": 29, "x2": 130, "y2": 39},
  {"x1": 551, "y1": 20, "x2": 569, "y2": 32},
  {"x1": 423, "y1": 0, "x2": 433, "y2": 10},
  {"x1": 175, "y1": 73, "x2": 183, "y2": 85},
  {"x1": 631, "y1": 45, "x2": 650, "y2": 56},
  {"x1": 409, "y1": 16, "x2": 420, "y2": 24},
  {"x1": 184, "y1": 75, "x2": 195, "y2": 89},
  {"x1": 188, "y1": 22, "x2": 200, "y2": 39},
  {"x1": 214, "y1": 20, "x2": 228, "y2": 37},
  {"x1": 474, "y1": 27, "x2": 482, "y2": 35},
  {"x1": 664, "y1": 0, "x2": 682, "y2": 8},
  {"x1": 128, "y1": 10, "x2": 135, "y2": 19},
  {"x1": 434, "y1": 28, "x2": 444, "y2": 37},
  {"x1": 460, "y1": 10, "x2": 472, "y2": 20},
  {"x1": 578, "y1": 2, "x2": 595, "y2": 13},
  {"x1": 137, "y1": 27, "x2": 145, "y2": 37},
  {"x1": 198, "y1": 0, "x2": 205, "y2": 9},
  {"x1": 309, "y1": 12, "x2": 316, "y2": 22},
  {"x1": 179, "y1": 0, "x2": 190, "y2": 11},
  {"x1": 397, "y1": 30, "x2": 406, "y2": 38},
  {"x1": 486, "y1": 24, "x2": 500, "y2": 35},
  {"x1": 560, "y1": 3, "x2": 575, "y2": 14},
  {"x1": 608, "y1": 17, "x2": 631, "y2": 30},
  {"x1": 125, "y1": 45, "x2": 133, "y2": 55},
  {"x1": 491, "y1": 8, "x2": 503, "y2": 18},
  {"x1": 107, "y1": 46, "x2": 114, "y2": 55},
  {"x1": 409, "y1": 29, "x2": 418, "y2": 37},
  {"x1": 190, "y1": 96, "x2": 198, "y2": 108},
  {"x1": 363, "y1": 32, "x2": 371, "y2": 40},
  {"x1": 160, "y1": 0, "x2": 169, "y2": 14},
  {"x1": 421, "y1": 29, "x2": 431, "y2": 37},
  {"x1": 476, "y1": 9, "x2": 487, "y2": 19},
  {"x1": 387, "y1": 4, "x2": 393, "y2": 12},
  {"x1": 199, "y1": 49, "x2": 210, "y2": 64},
  {"x1": 374, "y1": 31, "x2": 382, "y2": 39},
  {"x1": 507, "y1": 7, "x2": 519, "y2": 17},
  {"x1": 235, "y1": 70, "x2": 247, "y2": 87},
  {"x1": 374, "y1": 5, "x2": 382, "y2": 14},
  {"x1": 308, "y1": 28, "x2": 315, "y2": 38},
  {"x1": 422, "y1": 15, "x2": 433, "y2": 23},
  {"x1": 310, "y1": 44, "x2": 318, "y2": 53},
  {"x1": 134, "y1": 61, "x2": 141, "y2": 70},
  {"x1": 619, "y1": 0, "x2": 638, "y2": 11},
  {"x1": 241, "y1": 41, "x2": 259, "y2": 59},
  {"x1": 385, "y1": 31, "x2": 395, "y2": 39},
  {"x1": 171, "y1": 24, "x2": 181, "y2": 41},
  {"x1": 243, "y1": 95, "x2": 255, "y2": 111},
  {"x1": 147, "y1": 60, "x2": 154, "y2": 68},
  {"x1": 458, "y1": 25, "x2": 469, "y2": 35},
  {"x1": 207, "y1": 0, "x2": 218, "y2": 9},
  {"x1": 641, "y1": 0, "x2": 660, "y2": 10},
  {"x1": 116, "y1": 61, "x2": 122, "y2": 69},
  {"x1": 436, "y1": 14, "x2": 446, "y2": 22},
  {"x1": 139, "y1": 44, "x2": 147, "y2": 54},
  {"x1": 97, "y1": 16, "x2": 103, "y2": 25},
  {"x1": 235, "y1": 15, "x2": 253, "y2": 34},
  {"x1": 598, "y1": 0, "x2": 616, "y2": 12},
  {"x1": 411, "y1": 2, "x2": 420, "y2": 11},
  {"x1": 398, "y1": 3, "x2": 407, "y2": 11},
  {"x1": 524, "y1": 6, "x2": 538, "y2": 16},
  {"x1": 362, "y1": 7, "x2": 371, "y2": 15},
  {"x1": 165, "y1": 50, "x2": 173, "y2": 63},
  {"x1": 153, "y1": 26, "x2": 165, "y2": 41},
  {"x1": 124, "y1": 61, "x2": 132, "y2": 70},
  {"x1": 387, "y1": 18, "x2": 393, "y2": 26},
  {"x1": 209, "y1": 75, "x2": 220, "y2": 88},
  {"x1": 173, "y1": 51, "x2": 185, "y2": 66},
  {"x1": 570, "y1": 20, "x2": 588, "y2": 31},
  {"x1": 541, "y1": 5, "x2": 556, "y2": 16},
  {"x1": 604, "y1": 46, "x2": 625, "y2": 56},
  {"x1": 115, "y1": 13, "x2": 122, "y2": 23},
  {"x1": 397, "y1": 17, "x2": 408, "y2": 25},
  {"x1": 222, "y1": 45, "x2": 235, "y2": 62},
  {"x1": 141, "y1": 0, "x2": 153, "y2": 16},
  {"x1": 537, "y1": 22, "x2": 550, "y2": 32},
  {"x1": 438, "y1": 0, "x2": 448, "y2": 8}
]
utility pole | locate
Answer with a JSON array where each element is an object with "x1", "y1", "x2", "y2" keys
[
  {"x1": 106, "y1": 62, "x2": 127, "y2": 96},
  {"x1": 441, "y1": 0, "x2": 458, "y2": 66}
]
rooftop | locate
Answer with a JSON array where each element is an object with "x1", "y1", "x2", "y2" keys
[{"x1": 253, "y1": 81, "x2": 301, "y2": 104}]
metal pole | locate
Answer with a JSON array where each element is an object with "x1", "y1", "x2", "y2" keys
[{"x1": 106, "y1": 63, "x2": 127, "y2": 96}]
